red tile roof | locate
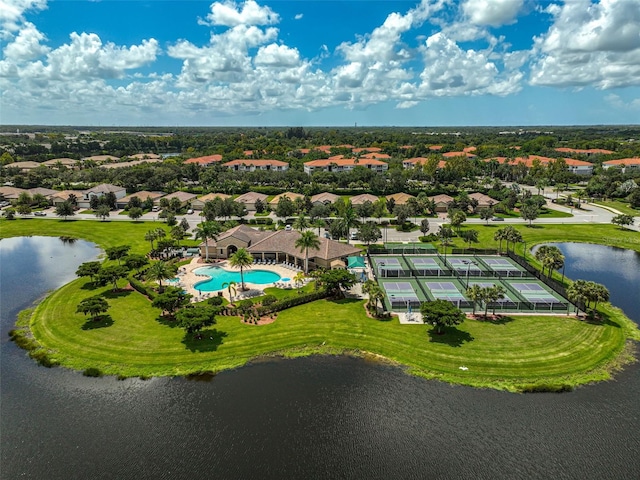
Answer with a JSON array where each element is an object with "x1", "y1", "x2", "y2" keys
[
  {"x1": 603, "y1": 158, "x2": 640, "y2": 167},
  {"x1": 184, "y1": 155, "x2": 223, "y2": 165},
  {"x1": 304, "y1": 158, "x2": 387, "y2": 167},
  {"x1": 222, "y1": 159, "x2": 288, "y2": 167},
  {"x1": 555, "y1": 148, "x2": 614, "y2": 155}
]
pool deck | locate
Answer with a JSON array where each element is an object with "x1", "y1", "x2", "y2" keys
[{"x1": 172, "y1": 257, "x2": 304, "y2": 302}]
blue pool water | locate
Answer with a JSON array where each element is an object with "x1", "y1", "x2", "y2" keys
[
  {"x1": 281, "y1": 277, "x2": 291, "y2": 282},
  {"x1": 194, "y1": 267, "x2": 281, "y2": 292}
]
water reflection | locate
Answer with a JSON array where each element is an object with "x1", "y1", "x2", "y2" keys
[{"x1": 1, "y1": 237, "x2": 640, "y2": 480}]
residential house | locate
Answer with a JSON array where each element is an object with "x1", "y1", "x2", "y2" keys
[
  {"x1": 82, "y1": 155, "x2": 119, "y2": 163},
  {"x1": 155, "y1": 191, "x2": 197, "y2": 208},
  {"x1": 81, "y1": 184, "x2": 126, "y2": 208},
  {"x1": 442, "y1": 151, "x2": 477, "y2": 159},
  {"x1": 269, "y1": 191, "x2": 304, "y2": 208},
  {"x1": 27, "y1": 187, "x2": 58, "y2": 199},
  {"x1": 116, "y1": 191, "x2": 166, "y2": 209},
  {"x1": 468, "y1": 192, "x2": 497, "y2": 210},
  {"x1": 563, "y1": 158, "x2": 594, "y2": 175},
  {"x1": 385, "y1": 192, "x2": 415, "y2": 205},
  {"x1": 0, "y1": 186, "x2": 27, "y2": 201},
  {"x1": 602, "y1": 158, "x2": 640, "y2": 174},
  {"x1": 100, "y1": 158, "x2": 162, "y2": 169},
  {"x1": 42, "y1": 158, "x2": 79, "y2": 169},
  {"x1": 310, "y1": 192, "x2": 340, "y2": 206},
  {"x1": 184, "y1": 154, "x2": 223, "y2": 166},
  {"x1": 222, "y1": 159, "x2": 289, "y2": 172},
  {"x1": 234, "y1": 191, "x2": 268, "y2": 212},
  {"x1": 429, "y1": 194, "x2": 455, "y2": 212},
  {"x1": 191, "y1": 193, "x2": 231, "y2": 211},
  {"x1": 6, "y1": 161, "x2": 41, "y2": 172},
  {"x1": 350, "y1": 193, "x2": 380, "y2": 205},
  {"x1": 128, "y1": 153, "x2": 161, "y2": 160},
  {"x1": 51, "y1": 190, "x2": 86, "y2": 207},
  {"x1": 402, "y1": 157, "x2": 447, "y2": 169},
  {"x1": 555, "y1": 148, "x2": 614, "y2": 157},
  {"x1": 303, "y1": 157, "x2": 388, "y2": 174}
]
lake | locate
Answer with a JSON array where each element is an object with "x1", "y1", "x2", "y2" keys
[{"x1": 1, "y1": 237, "x2": 639, "y2": 479}]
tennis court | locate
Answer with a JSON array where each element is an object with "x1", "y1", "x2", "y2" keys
[
  {"x1": 445, "y1": 257, "x2": 484, "y2": 276},
  {"x1": 372, "y1": 256, "x2": 411, "y2": 277},
  {"x1": 407, "y1": 256, "x2": 450, "y2": 276},
  {"x1": 379, "y1": 280, "x2": 424, "y2": 309},
  {"x1": 423, "y1": 280, "x2": 472, "y2": 308},
  {"x1": 507, "y1": 281, "x2": 568, "y2": 310},
  {"x1": 478, "y1": 257, "x2": 528, "y2": 277},
  {"x1": 467, "y1": 280, "x2": 519, "y2": 307}
]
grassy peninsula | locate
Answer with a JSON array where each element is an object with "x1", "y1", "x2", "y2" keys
[{"x1": 2, "y1": 219, "x2": 639, "y2": 392}]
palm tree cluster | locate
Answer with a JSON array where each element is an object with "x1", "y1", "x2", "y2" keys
[
  {"x1": 566, "y1": 280, "x2": 610, "y2": 317},
  {"x1": 534, "y1": 245, "x2": 565, "y2": 278},
  {"x1": 362, "y1": 280, "x2": 385, "y2": 315},
  {"x1": 493, "y1": 225, "x2": 523, "y2": 254},
  {"x1": 193, "y1": 221, "x2": 223, "y2": 262},
  {"x1": 466, "y1": 284, "x2": 506, "y2": 318}
]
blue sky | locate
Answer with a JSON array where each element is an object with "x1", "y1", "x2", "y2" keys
[{"x1": 1, "y1": 0, "x2": 639, "y2": 126}]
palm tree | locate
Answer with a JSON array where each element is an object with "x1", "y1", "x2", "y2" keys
[
  {"x1": 293, "y1": 214, "x2": 310, "y2": 231},
  {"x1": 295, "y1": 230, "x2": 321, "y2": 274},
  {"x1": 222, "y1": 281, "x2": 237, "y2": 304},
  {"x1": 567, "y1": 280, "x2": 589, "y2": 316},
  {"x1": 146, "y1": 261, "x2": 176, "y2": 290},
  {"x1": 145, "y1": 229, "x2": 158, "y2": 251},
  {"x1": 466, "y1": 284, "x2": 484, "y2": 316},
  {"x1": 229, "y1": 248, "x2": 254, "y2": 291},
  {"x1": 194, "y1": 221, "x2": 222, "y2": 262},
  {"x1": 494, "y1": 228, "x2": 508, "y2": 254},
  {"x1": 489, "y1": 285, "x2": 506, "y2": 316},
  {"x1": 368, "y1": 285, "x2": 385, "y2": 313},
  {"x1": 293, "y1": 271, "x2": 306, "y2": 293},
  {"x1": 337, "y1": 202, "x2": 357, "y2": 244},
  {"x1": 312, "y1": 218, "x2": 325, "y2": 236},
  {"x1": 170, "y1": 226, "x2": 185, "y2": 247}
]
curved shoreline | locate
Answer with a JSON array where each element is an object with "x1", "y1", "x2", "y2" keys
[{"x1": 3, "y1": 223, "x2": 639, "y2": 392}]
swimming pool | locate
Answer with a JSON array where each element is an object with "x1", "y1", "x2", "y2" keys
[{"x1": 193, "y1": 267, "x2": 281, "y2": 292}]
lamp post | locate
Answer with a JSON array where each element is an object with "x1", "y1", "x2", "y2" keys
[{"x1": 462, "y1": 259, "x2": 477, "y2": 289}]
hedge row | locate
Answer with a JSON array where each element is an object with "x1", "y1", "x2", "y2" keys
[
  {"x1": 128, "y1": 275, "x2": 158, "y2": 300},
  {"x1": 255, "y1": 289, "x2": 329, "y2": 316}
]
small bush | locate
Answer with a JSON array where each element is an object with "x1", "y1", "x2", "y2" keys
[
  {"x1": 261, "y1": 294, "x2": 277, "y2": 306},
  {"x1": 521, "y1": 384, "x2": 573, "y2": 393},
  {"x1": 29, "y1": 350, "x2": 58, "y2": 368},
  {"x1": 208, "y1": 296, "x2": 224, "y2": 306},
  {"x1": 83, "y1": 367, "x2": 103, "y2": 377},
  {"x1": 419, "y1": 234, "x2": 438, "y2": 243}
]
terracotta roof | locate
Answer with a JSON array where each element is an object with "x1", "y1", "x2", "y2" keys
[
  {"x1": 184, "y1": 155, "x2": 223, "y2": 165},
  {"x1": 8, "y1": 161, "x2": 41, "y2": 169},
  {"x1": 119, "y1": 191, "x2": 166, "y2": 203},
  {"x1": 555, "y1": 148, "x2": 614, "y2": 155},
  {"x1": 86, "y1": 183, "x2": 125, "y2": 194},
  {"x1": 385, "y1": 192, "x2": 415, "y2": 205},
  {"x1": 562, "y1": 158, "x2": 593, "y2": 167},
  {"x1": 311, "y1": 192, "x2": 340, "y2": 204},
  {"x1": 350, "y1": 193, "x2": 379, "y2": 205},
  {"x1": 403, "y1": 157, "x2": 447, "y2": 168},
  {"x1": 161, "y1": 191, "x2": 197, "y2": 202},
  {"x1": 82, "y1": 155, "x2": 120, "y2": 162},
  {"x1": 196, "y1": 193, "x2": 230, "y2": 202},
  {"x1": 0, "y1": 186, "x2": 27, "y2": 199},
  {"x1": 468, "y1": 192, "x2": 497, "y2": 205},
  {"x1": 42, "y1": 158, "x2": 78, "y2": 166},
  {"x1": 247, "y1": 230, "x2": 361, "y2": 261},
  {"x1": 428, "y1": 145, "x2": 443, "y2": 151},
  {"x1": 353, "y1": 147, "x2": 382, "y2": 153},
  {"x1": 235, "y1": 192, "x2": 268, "y2": 204},
  {"x1": 270, "y1": 192, "x2": 304, "y2": 205},
  {"x1": 129, "y1": 153, "x2": 160, "y2": 160},
  {"x1": 27, "y1": 187, "x2": 58, "y2": 197},
  {"x1": 359, "y1": 152, "x2": 391, "y2": 160},
  {"x1": 223, "y1": 159, "x2": 288, "y2": 167},
  {"x1": 603, "y1": 158, "x2": 640, "y2": 167},
  {"x1": 442, "y1": 151, "x2": 476, "y2": 158},
  {"x1": 304, "y1": 158, "x2": 387, "y2": 167},
  {"x1": 463, "y1": 146, "x2": 477, "y2": 152},
  {"x1": 429, "y1": 194, "x2": 454, "y2": 204}
]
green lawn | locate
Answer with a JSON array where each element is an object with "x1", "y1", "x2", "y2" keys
[
  {"x1": 3, "y1": 218, "x2": 639, "y2": 391},
  {"x1": 593, "y1": 200, "x2": 640, "y2": 217}
]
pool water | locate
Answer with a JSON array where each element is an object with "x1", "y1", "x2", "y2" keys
[{"x1": 194, "y1": 267, "x2": 281, "y2": 292}]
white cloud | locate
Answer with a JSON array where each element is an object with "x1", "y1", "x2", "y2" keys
[
  {"x1": 396, "y1": 100, "x2": 419, "y2": 109},
  {"x1": 294, "y1": 13, "x2": 303, "y2": 20},
  {"x1": 255, "y1": 43, "x2": 300, "y2": 67},
  {"x1": 2, "y1": 21, "x2": 48, "y2": 60},
  {"x1": 530, "y1": 0, "x2": 640, "y2": 89},
  {"x1": 0, "y1": 0, "x2": 47, "y2": 32},
  {"x1": 605, "y1": 93, "x2": 640, "y2": 110},
  {"x1": 205, "y1": 0, "x2": 279, "y2": 27},
  {"x1": 462, "y1": 0, "x2": 524, "y2": 27}
]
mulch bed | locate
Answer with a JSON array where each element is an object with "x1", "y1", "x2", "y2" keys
[{"x1": 241, "y1": 314, "x2": 278, "y2": 326}]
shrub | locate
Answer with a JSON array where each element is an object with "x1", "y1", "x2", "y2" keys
[
  {"x1": 256, "y1": 290, "x2": 329, "y2": 316},
  {"x1": 261, "y1": 294, "x2": 277, "y2": 306},
  {"x1": 419, "y1": 234, "x2": 438, "y2": 243},
  {"x1": 129, "y1": 275, "x2": 157, "y2": 300},
  {"x1": 521, "y1": 384, "x2": 573, "y2": 393},
  {"x1": 83, "y1": 367, "x2": 103, "y2": 377},
  {"x1": 208, "y1": 296, "x2": 224, "y2": 306}
]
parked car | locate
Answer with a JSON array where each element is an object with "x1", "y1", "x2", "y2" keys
[
  {"x1": 491, "y1": 216, "x2": 504, "y2": 221},
  {"x1": 34, "y1": 211, "x2": 47, "y2": 216},
  {"x1": 350, "y1": 232, "x2": 358, "y2": 240},
  {"x1": 186, "y1": 209, "x2": 194, "y2": 214},
  {"x1": 285, "y1": 224, "x2": 292, "y2": 231},
  {"x1": 324, "y1": 232, "x2": 332, "y2": 239}
]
